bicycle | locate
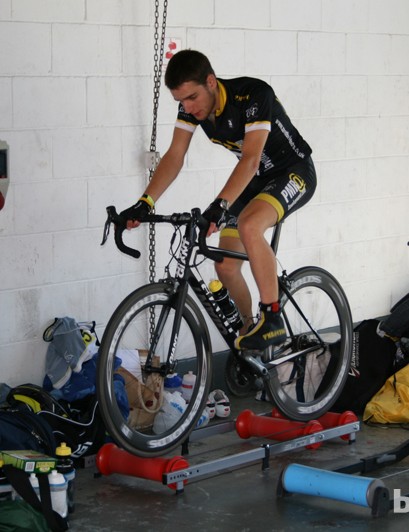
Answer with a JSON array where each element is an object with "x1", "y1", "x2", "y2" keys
[{"x1": 97, "y1": 206, "x2": 353, "y2": 457}]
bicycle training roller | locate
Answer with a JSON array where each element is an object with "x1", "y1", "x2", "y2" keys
[
  {"x1": 278, "y1": 463, "x2": 390, "y2": 517},
  {"x1": 96, "y1": 443, "x2": 190, "y2": 490},
  {"x1": 271, "y1": 408, "x2": 358, "y2": 441},
  {"x1": 235, "y1": 409, "x2": 324, "y2": 449}
]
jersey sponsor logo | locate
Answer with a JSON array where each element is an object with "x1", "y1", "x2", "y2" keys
[
  {"x1": 246, "y1": 103, "x2": 259, "y2": 119},
  {"x1": 234, "y1": 93, "x2": 250, "y2": 101},
  {"x1": 275, "y1": 118, "x2": 306, "y2": 159},
  {"x1": 280, "y1": 173, "x2": 306, "y2": 207}
]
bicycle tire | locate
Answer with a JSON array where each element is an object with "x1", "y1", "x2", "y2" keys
[
  {"x1": 268, "y1": 266, "x2": 353, "y2": 421},
  {"x1": 97, "y1": 282, "x2": 212, "y2": 457}
]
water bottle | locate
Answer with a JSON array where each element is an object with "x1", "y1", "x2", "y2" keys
[
  {"x1": 164, "y1": 373, "x2": 183, "y2": 394},
  {"x1": 56, "y1": 442, "x2": 75, "y2": 514},
  {"x1": 181, "y1": 371, "x2": 196, "y2": 402},
  {"x1": 209, "y1": 279, "x2": 243, "y2": 330},
  {"x1": 29, "y1": 473, "x2": 40, "y2": 498},
  {"x1": 48, "y1": 469, "x2": 68, "y2": 518}
]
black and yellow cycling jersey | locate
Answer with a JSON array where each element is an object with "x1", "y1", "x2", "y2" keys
[{"x1": 175, "y1": 77, "x2": 312, "y2": 176}]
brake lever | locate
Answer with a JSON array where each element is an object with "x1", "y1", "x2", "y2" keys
[
  {"x1": 100, "y1": 215, "x2": 111, "y2": 246},
  {"x1": 193, "y1": 208, "x2": 224, "y2": 263}
]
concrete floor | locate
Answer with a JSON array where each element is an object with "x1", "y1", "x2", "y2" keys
[{"x1": 68, "y1": 395, "x2": 409, "y2": 532}]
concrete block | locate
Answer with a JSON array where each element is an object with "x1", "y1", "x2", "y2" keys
[
  {"x1": 298, "y1": 33, "x2": 346, "y2": 74},
  {"x1": 245, "y1": 30, "x2": 297, "y2": 75},
  {"x1": 0, "y1": 1, "x2": 11, "y2": 19},
  {"x1": 215, "y1": 0, "x2": 270, "y2": 28},
  {"x1": 347, "y1": 116, "x2": 409, "y2": 158},
  {"x1": 12, "y1": 0, "x2": 85, "y2": 22},
  {"x1": 366, "y1": 156, "x2": 409, "y2": 196},
  {"x1": 368, "y1": 76, "x2": 409, "y2": 116},
  {"x1": 319, "y1": 159, "x2": 367, "y2": 202},
  {"x1": 0, "y1": 234, "x2": 53, "y2": 290},
  {"x1": 322, "y1": 0, "x2": 368, "y2": 32},
  {"x1": 166, "y1": 0, "x2": 214, "y2": 27},
  {"x1": 4, "y1": 130, "x2": 53, "y2": 183},
  {"x1": 368, "y1": 0, "x2": 409, "y2": 34},
  {"x1": 86, "y1": 0, "x2": 150, "y2": 25},
  {"x1": 270, "y1": 0, "x2": 321, "y2": 30},
  {"x1": 321, "y1": 76, "x2": 367, "y2": 117},
  {"x1": 14, "y1": 179, "x2": 87, "y2": 234},
  {"x1": 52, "y1": 127, "x2": 122, "y2": 179},
  {"x1": 0, "y1": 22, "x2": 51, "y2": 75},
  {"x1": 347, "y1": 34, "x2": 409, "y2": 75},
  {"x1": 0, "y1": 341, "x2": 46, "y2": 387},
  {"x1": 87, "y1": 76, "x2": 151, "y2": 126},
  {"x1": 52, "y1": 24, "x2": 122, "y2": 75},
  {"x1": 13, "y1": 77, "x2": 86, "y2": 128},
  {"x1": 0, "y1": 79, "x2": 12, "y2": 128},
  {"x1": 52, "y1": 228, "x2": 121, "y2": 283},
  {"x1": 122, "y1": 26, "x2": 153, "y2": 76}
]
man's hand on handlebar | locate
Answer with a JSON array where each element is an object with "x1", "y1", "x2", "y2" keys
[
  {"x1": 120, "y1": 195, "x2": 153, "y2": 229},
  {"x1": 203, "y1": 198, "x2": 229, "y2": 237}
]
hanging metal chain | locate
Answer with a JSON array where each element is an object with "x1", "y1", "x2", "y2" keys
[
  {"x1": 148, "y1": 0, "x2": 168, "y2": 344},
  {"x1": 148, "y1": 0, "x2": 168, "y2": 287}
]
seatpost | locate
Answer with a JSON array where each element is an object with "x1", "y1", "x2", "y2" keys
[{"x1": 270, "y1": 221, "x2": 283, "y2": 255}]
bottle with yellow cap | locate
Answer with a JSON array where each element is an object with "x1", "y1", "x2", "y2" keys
[
  {"x1": 55, "y1": 442, "x2": 75, "y2": 513},
  {"x1": 209, "y1": 279, "x2": 243, "y2": 331}
]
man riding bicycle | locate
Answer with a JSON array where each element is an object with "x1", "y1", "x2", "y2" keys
[{"x1": 120, "y1": 50, "x2": 317, "y2": 351}]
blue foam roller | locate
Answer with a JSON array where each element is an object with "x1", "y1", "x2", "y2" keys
[{"x1": 281, "y1": 464, "x2": 385, "y2": 508}]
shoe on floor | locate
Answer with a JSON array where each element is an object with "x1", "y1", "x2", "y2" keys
[
  {"x1": 208, "y1": 389, "x2": 230, "y2": 418},
  {"x1": 206, "y1": 395, "x2": 216, "y2": 419},
  {"x1": 234, "y1": 303, "x2": 286, "y2": 350}
]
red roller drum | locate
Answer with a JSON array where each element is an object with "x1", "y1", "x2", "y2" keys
[
  {"x1": 96, "y1": 443, "x2": 189, "y2": 490},
  {"x1": 235, "y1": 409, "x2": 323, "y2": 449}
]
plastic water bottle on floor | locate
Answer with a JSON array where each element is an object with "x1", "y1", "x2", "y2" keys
[
  {"x1": 181, "y1": 371, "x2": 196, "y2": 402},
  {"x1": 48, "y1": 469, "x2": 68, "y2": 518},
  {"x1": 56, "y1": 442, "x2": 75, "y2": 514}
]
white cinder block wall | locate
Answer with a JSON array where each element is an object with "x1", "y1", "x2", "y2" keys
[{"x1": 0, "y1": 0, "x2": 408, "y2": 386}]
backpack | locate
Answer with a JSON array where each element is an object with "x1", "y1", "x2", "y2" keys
[
  {"x1": 0, "y1": 408, "x2": 56, "y2": 455},
  {"x1": 331, "y1": 319, "x2": 399, "y2": 414},
  {"x1": 378, "y1": 293, "x2": 409, "y2": 339},
  {"x1": 6, "y1": 384, "x2": 106, "y2": 460},
  {"x1": 37, "y1": 395, "x2": 106, "y2": 459}
]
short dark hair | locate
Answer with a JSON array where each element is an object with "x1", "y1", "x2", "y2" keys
[{"x1": 165, "y1": 50, "x2": 215, "y2": 90}]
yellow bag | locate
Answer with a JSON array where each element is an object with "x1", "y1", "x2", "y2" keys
[{"x1": 363, "y1": 364, "x2": 409, "y2": 424}]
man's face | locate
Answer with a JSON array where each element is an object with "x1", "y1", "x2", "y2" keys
[{"x1": 170, "y1": 74, "x2": 218, "y2": 121}]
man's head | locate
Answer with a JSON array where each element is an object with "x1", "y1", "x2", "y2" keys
[
  {"x1": 165, "y1": 50, "x2": 219, "y2": 121},
  {"x1": 165, "y1": 50, "x2": 215, "y2": 89}
]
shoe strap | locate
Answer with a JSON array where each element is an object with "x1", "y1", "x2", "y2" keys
[{"x1": 260, "y1": 302, "x2": 280, "y2": 313}]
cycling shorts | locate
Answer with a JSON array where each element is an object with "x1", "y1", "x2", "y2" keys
[{"x1": 221, "y1": 156, "x2": 317, "y2": 238}]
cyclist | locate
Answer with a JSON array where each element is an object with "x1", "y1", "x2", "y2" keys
[{"x1": 120, "y1": 50, "x2": 317, "y2": 351}]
